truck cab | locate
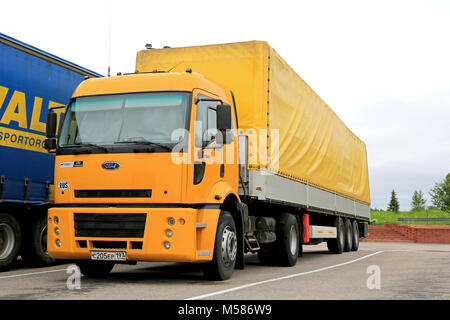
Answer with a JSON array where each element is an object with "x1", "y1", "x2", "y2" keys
[{"x1": 46, "y1": 71, "x2": 242, "y2": 280}]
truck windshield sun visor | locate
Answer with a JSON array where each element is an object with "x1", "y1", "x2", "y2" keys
[{"x1": 58, "y1": 92, "x2": 190, "y2": 153}]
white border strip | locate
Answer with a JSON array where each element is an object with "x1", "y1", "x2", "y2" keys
[{"x1": 186, "y1": 251, "x2": 384, "y2": 300}]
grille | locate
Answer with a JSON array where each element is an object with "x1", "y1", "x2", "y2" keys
[
  {"x1": 74, "y1": 189, "x2": 152, "y2": 198},
  {"x1": 74, "y1": 213, "x2": 146, "y2": 238}
]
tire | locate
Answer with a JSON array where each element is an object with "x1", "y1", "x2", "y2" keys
[
  {"x1": 343, "y1": 219, "x2": 353, "y2": 252},
  {"x1": 327, "y1": 217, "x2": 344, "y2": 254},
  {"x1": 0, "y1": 213, "x2": 22, "y2": 270},
  {"x1": 21, "y1": 215, "x2": 56, "y2": 266},
  {"x1": 202, "y1": 211, "x2": 237, "y2": 281},
  {"x1": 351, "y1": 220, "x2": 360, "y2": 251},
  {"x1": 298, "y1": 216, "x2": 303, "y2": 257},
  {"x1": 276, "y1": 213, "x2": 299, "y2": 266},
  {"x1": 76, "y1": 260, "x2": 115, "y2": 278},
  {"x1": 257, "y1": 213, "x2": 299, "y2": 267}
]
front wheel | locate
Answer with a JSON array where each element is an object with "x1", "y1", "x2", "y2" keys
[{"x1": 202, "y1": 211, "x2": 237, "y2": 281}]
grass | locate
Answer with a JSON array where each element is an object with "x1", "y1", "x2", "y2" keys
[{"x1": 370, "y1": 209, "x2": 450, "y2": 225}]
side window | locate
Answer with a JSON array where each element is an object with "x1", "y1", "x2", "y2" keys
[{"x1": 195, "y1": 95, "x2": 219, "y2": 148}]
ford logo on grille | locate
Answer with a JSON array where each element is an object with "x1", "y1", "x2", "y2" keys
[{"x1": 102, "y1": 161, "x2": 121, "y2": 170}]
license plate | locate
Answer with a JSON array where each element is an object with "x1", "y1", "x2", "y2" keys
[{"x1": 91, "y1": 251, "x2": 126, "y2": 261}]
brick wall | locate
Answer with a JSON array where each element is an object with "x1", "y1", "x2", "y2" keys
[{"x1": 362, "y1": 224, "x2": 450, "y2": 243}]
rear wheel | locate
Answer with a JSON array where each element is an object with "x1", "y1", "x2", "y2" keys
[
  {"x1": 277, "y1": 213, "x2": 300, "y2": 266},
  {"x1": 0, "y1": 213, "x2": 21, "y2": 270},
  {"x1": 351, "y1": 220, "x2": 360, "y2": 251},
  {"x1": 21, "y1": 215, "x2": 56, "y2": 266},
  {"x1": 257, "y1": 213, "x2": 299, "y2": 267},
  {"x1": 202, "y1": 211, "x2": 237, "y2": 280},
  {"x1": 76, "y1": 260, "x2": 115, "y2": 278},
  {"x1": 343, "y1": 219, "x2": 353, "y2": 252},
  {"x1": 327, "y1": 217, "x2": 344, "y2": 254}
]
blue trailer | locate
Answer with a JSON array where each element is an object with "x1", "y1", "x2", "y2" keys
[{"x1": 0, "y1": 33, "x2": 101, "y2": 269}]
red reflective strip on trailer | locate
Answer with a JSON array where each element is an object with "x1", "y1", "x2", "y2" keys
[{"x1": 302, "y1": 214, "x2": 310, "y2": 243}]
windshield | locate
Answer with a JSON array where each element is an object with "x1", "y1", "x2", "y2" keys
[{"x1": 58, "y1": 92, "x2": 189, "y2": 147}]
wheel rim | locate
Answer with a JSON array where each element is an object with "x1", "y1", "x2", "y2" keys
[
  {"x1": 221, "y1": 226, "x2": 237, "y2": 267},
  {"x1": 289, "y1": 225, "x2": 298, "y2": 256},
  {"x1": 0, "y1": 223, "x2": 15, "y2": 260}
]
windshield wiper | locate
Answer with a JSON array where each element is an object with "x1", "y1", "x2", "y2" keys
[
  {"x1": 114, "y1": 138, "x2": 172, "y2": 151},
  {"x1": 67, "y1": 143, "x2": 110, "y2": 152}
]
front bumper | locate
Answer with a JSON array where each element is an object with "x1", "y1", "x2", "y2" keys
[{"x1": 47, "y1": 206, "x2": 220, "y2": 262}]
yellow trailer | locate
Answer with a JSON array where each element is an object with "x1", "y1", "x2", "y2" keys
[
  {"x1": 43, "y1": 41, "x2": 370, "y2": 280},
  {"x1": 136, "y1": 41, "x2": 370, "y2": 209}
]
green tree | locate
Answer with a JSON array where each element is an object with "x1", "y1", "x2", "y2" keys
[
  {"x1": 411, "y1": 189, "x2": 426, "y2": 211},
  {"x1": 429, "y1": 173, "x2": 450, "y2": 212},
  {"x1": 387, "y1": 189, "x2": 400, "y2": 212}
]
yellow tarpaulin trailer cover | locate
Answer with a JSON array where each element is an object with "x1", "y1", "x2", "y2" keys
[{"x1": 136, "y1": 41, "x2": 370, "y2": 205}]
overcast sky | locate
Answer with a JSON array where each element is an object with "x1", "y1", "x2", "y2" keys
[{"x1": 2, "y1": 0, "x2": 449, "y2": 211}]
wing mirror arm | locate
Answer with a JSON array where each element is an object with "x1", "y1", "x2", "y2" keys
[{"x1": 44, "y1": 106, "x2": 65, "y2": 153}]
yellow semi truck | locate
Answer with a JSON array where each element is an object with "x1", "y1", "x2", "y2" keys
[{"x1": 43, "y1": 41, "x2": 370, "y2": 280}]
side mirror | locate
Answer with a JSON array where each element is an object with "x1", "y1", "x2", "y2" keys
[
  {"x1": 46, "y1": 112, "x2": 57, "y2": 138},
  {"x1": 44, "y1": 138, "x2": 57, "y2": 151},
  {"x1": 217, "y1": 104, "x2": 232, "y2": 131}
]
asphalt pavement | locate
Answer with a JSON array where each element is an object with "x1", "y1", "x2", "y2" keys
[{"x1": 0, "y1": 242, "x2": 449, "y2": 300}]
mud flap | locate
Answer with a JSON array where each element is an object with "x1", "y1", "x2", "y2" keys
[{"x1": 235, "y1": 202, "x2": 249, "y2": 270}]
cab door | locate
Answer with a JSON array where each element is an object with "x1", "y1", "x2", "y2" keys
[{"x1": 185, "y1": 89, "x2": 236, "y2": 204}]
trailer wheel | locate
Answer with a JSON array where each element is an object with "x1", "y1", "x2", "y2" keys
[
  {"x1": 202, "y1": 211, "x2": 237, "y2": 280},
  {"x1": 21, "y1": 215, "x2": 56, "y2": 266},
  {"x1": 76, "y1": 261, "x2": 115, "y2": 278},
  {"x1": 327, "y1": 217, "x2": 344, "y2": 254},
  {"x1": 351, "y1": 220, "x2": 360, "y2": 251},
  {"x1": 343, "y1": 219, "x2": 353, "y2": 252},
  {"x1": 0, "y1": 213, "x2": 21, "y2": 270}
]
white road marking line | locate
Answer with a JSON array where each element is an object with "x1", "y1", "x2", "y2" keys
[
  {"x1": 186, "y1": 251, "x2": 384, "y2": 300},
  {"x1": 0, "y1": 268, "x2": 68, "y2": 280}
]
